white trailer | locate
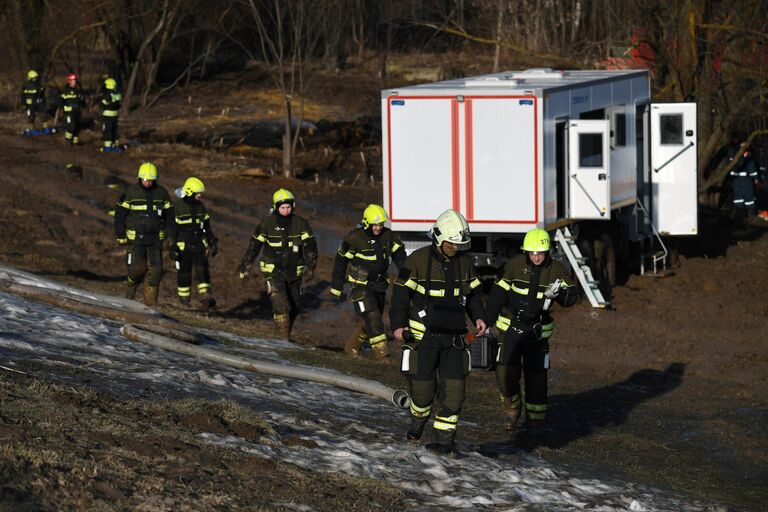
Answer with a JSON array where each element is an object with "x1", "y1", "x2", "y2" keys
[{"x1": 381, "y1": 68, "x2": 697, "y2": 307}]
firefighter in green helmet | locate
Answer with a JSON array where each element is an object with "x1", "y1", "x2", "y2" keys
[
  {"x1": 20, "y1": 69, "x2": 49, "y2": 134},
  {"x1": 330, "y1": 204, "x2": 406, "y2": 359},
  {"x1": 99, "y1": 77, "x2": 122, "y2": 152},
  {"x1": 114, "y1": 162, "x2": 175, "y2": 305},
  {"x1": 390, "y1": 209, "x2": 487, "y2": 454},
  {"x1": 485, "y1": 228, "x2": 579, "y2": 435},
  {"x1": 238, "y1": 188, "x2": 318, "y2": 340},
  {"x1": 169, "y1": 177, "x2": 218, "y2": 309}
]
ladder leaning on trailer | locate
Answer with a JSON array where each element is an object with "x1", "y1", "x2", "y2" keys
[{"x1": 555, "y1": 227, "x2": 609, "y2": 309}]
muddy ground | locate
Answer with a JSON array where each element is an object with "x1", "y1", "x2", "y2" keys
[{"x1": 0, "y1": 64, "x2": 767, "y2": 511}]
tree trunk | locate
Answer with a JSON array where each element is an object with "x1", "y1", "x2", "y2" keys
[{"x1": 282, "y1": 96, "x2": 293, "y2": 178}]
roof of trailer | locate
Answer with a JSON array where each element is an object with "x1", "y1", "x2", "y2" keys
[{"x1": 383, "y1": 68, "x2": 649, "y2": 95}]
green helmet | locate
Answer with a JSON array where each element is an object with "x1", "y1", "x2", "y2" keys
[
  {"x1": 137, "y1": 162, "x2": 158, "y2": 180},
  {"x1": 522, "y1": 228, "x2": 551, "y2": 252},
  {"x1": 104, "y1": 78, "x2": 117, "y2": 90},
  {"x1": 361, "y1": 204, "x2": 388, "y2": 228},
  {"x1": 272, "y1": 188, "x2": 295, "y2": 209},
  {"x1": 432, "y1": 209, "x2": 471, "y2": 249},
  {"x1": 182, "y1": 177, "x2": 204, "y2": 196},
  {"x1": 27, "y1": 70, "x2": 39, "y2": 80}
]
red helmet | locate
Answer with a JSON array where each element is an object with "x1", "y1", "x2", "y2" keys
[{"x1": 67, "y1": 73, "x2": 77, "y2": 83}]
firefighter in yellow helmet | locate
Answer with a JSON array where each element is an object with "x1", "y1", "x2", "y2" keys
[
  {"x1": 390, "y1": 209, "x2": 487, "y2": 453},
  {"x1": 169, "y1": 177, "x2": 218, "y2": 308},
  {"x1": 114, "y1": 162, "x2": 175, "y2": 305},
  {"x1": 485, "y1": 228, "x2": 578, "y2": 436},
  {"x1": 330, "y1": 204, "x2": 406, "y2": 359},
  {"x1": 20, "y1": 69, "x2": 49, "y2": 135},
  {"x1": 238, "y1": 188, "x2": 318, "y2": 340},
  {"x1": 99, "y1": 77, "x2": 122, "y2": 152}
]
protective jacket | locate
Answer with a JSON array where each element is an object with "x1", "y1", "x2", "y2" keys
[
  {"x1": 21, "y1": 80, "x2": 45, "y2": 108},
  {"x1": 60, "y1": 85, "x2": 84, "y2": 112},
  {"x1": 331, "y1": 226, "x2": 406, "y2": 295},
  {"x1": 99, "y1": 90, "x2": 122, "y2": 118},
  {"x1": 391, "y1": 244, "x2": 485, "y2": 341},
  {"x1": 486, "y1": 254, "x2": 578, "y2": 338},
  {"x1": 172, "y1": 195, "x2": 215, "y2": 253},
  {"x1": 239, "y1": 212, "x2": 317, "y2": 282},
  {"x1": 114, "y1": 182, "x2": 174, "y2": 245}
]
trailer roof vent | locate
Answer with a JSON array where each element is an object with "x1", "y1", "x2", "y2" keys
[
  {"x1": 464, "y1": 75, "x2": 521, "y2": 86},
  {"x1": 509, "y1": 68, "x2": 566, "y2": 79}
]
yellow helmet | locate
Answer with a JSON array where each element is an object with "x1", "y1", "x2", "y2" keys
[
  {"x1": 522, "y1": 228, "x2": 551, "y2": 252},
  {"x1": 27, "y1": 70, "x2": 39, "y2": 80},
  {"x1": 104, "y1": 78, "x2": 117, "y2": 90},
  {"x1": 182, "y1": 177, "x2": 205, "y2": 196},
  {"x1": 137, "y1": 162, "x2": 158, "y2": 180},
  {"x1": 432, "y1": 209, "x2": 471, "y2": 249},
  {"x1": 361, "y1": 204, "x2": 388, "y2": 228},
  {"x1": 272, "y1": 188, "x2": 295, "y2": 209}
]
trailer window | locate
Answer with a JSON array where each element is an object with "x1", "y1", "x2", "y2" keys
[
  {"x1": 579, "y1": 133, "x2": 603, "y2": 167},
  {"x1": 660, "y1": 114, "x2": 683, "y2": 145},
  {"x1": 615, "y1": 113, "x2": 626, "y2": 146}
]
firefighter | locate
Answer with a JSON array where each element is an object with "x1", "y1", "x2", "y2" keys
[
  {"x1": 238, "y1": 188, "x2": 317, "y2": 340},
  {"x1": 485, "y1": 228, "x2": 578, "y2": 435},
  {"x1": 20, "y1": 70, "x2": 48, "y2": 134},
  {"x1": 59, "y1": 73, "x2": 85, "y2": 145},
  {"x1": 391, "y1": 209, "x2": 487, "y2": 454},
  {"x1": 169, "y1": 177, "x2": 218, "y2": 308},
  {"x1": 330, "y1": 204, "x2": 406, "y2": 359},
  {"x1": 114, "y1": 162, "x2": 175, "y2": 305},
  {"x1": 730, "y1": 144, "x2": 759, "y2": 218},
  {"x1": 99, "y1": 77, "x2": 122, "y2": 152}
]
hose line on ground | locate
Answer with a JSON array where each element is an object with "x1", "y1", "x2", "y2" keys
[{"x1": 121, "y1": 323, "x2": 411, "y2": 409}]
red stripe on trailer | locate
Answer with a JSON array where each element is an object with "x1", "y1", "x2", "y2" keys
[
  {"x1": 451, "y1": 99, "x2": 460, "y2": 211},
  {"x1": 465, "y1": 99, "x2": 474, "y2": 220}
]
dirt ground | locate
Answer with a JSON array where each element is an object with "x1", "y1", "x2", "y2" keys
[{"x1": 0, "y1": 65, "x2": 767, "y2": 511}]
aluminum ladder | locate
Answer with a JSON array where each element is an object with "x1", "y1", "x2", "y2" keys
[
  {"x1": 635, "y1": 199, "x2": 669, "y2": 275},
  {"x1": 555, "y1": 227, "x2": 608, "y2": 309}
]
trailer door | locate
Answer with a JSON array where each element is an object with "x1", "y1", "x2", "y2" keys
[
  {"x1": 650, "y1": 103, "x2": 698, "y2": 235},
  {"x1": 568, "y1": 120, "x2": 611, "y2": 219}
]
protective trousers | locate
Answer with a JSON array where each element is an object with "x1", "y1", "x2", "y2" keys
[
  {"x1": 64, "y1": 110, "x2": 82, "y2": 144},
  {"x1": 127, "y1": 244, "x2": 163, "y2": 287},
  {"x1": 349, "y1": 288, "x2": 387, "y2": 351},
  {"x1": 401, "y1": 333, "x2": 470, "y2": 436},
  {"x1": 732, "y1": 177, "x2": 757, "y2": 217},
  {"x1": 496, "y1": 329, "x2": 550, "y2": 423},
  {"x1": 102, "y1": 117, "x2": 119, "y2": 148},
  {"x1": 267, "y1": 275, "x2": 302, "y2": 324},
  {"x1": 26, "y1": 104, "x2": 47, "y2": 128},
  {"x1": 176, "y1": 250, "x2": 210, "y2": 299}
]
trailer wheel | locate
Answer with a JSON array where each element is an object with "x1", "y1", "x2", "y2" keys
[{"x1": 593, "y1": 234, "x2": 616, "y2": 297}]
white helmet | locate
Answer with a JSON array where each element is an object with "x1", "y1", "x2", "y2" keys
[{"x1": 432, "y1": 209, "x2": 471, "y2": 249}]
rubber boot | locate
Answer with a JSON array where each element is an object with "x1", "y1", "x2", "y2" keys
[
  {"x1": 371, "y1": 340, "x2": 391, "y2": 359},
  {"x1": 501, "y1": 397, "x2": 522, "y2": 434},
  {"x1": 274, "y1": 314, "x2": 291, "y2": 341},
  {"x1": 406, "y1": 417, "x2": 429, "y2": 442},
  {"x1": 143, "y1": 285, "x2": 159, "y2": 306},
  {"x1": 425, "y1": 428, "x2": 456, "y2": 454},
  {"x1": 126, "y1": 279, "x2": 139, "y2": 300},
  {"x1": 344, "y1": 326, "x2": 364, "y2": 357}
]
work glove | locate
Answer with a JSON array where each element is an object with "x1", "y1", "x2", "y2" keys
[
  {"x1": 238, "y1": 265, "x2": 250, "y2": 280},
  {"x1": 543, "y1": 279, "x2": 563, "y2": 300},
  {"x1": 116, "y1": 238, "x2": 127, "y2": 245},
  {"x1": 169, "y1": 245, "x2": 181, "y2": 262},
  {"x1": 303, "y1": 268, "x2": 314, "y2": 284},
  {"x1": 209, "y1": 238, "x2": 219, "y2": 257}
]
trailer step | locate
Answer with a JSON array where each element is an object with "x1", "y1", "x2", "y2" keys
[{"x1": 555, "y1": 227, "x2": 608, "y2": 309}]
